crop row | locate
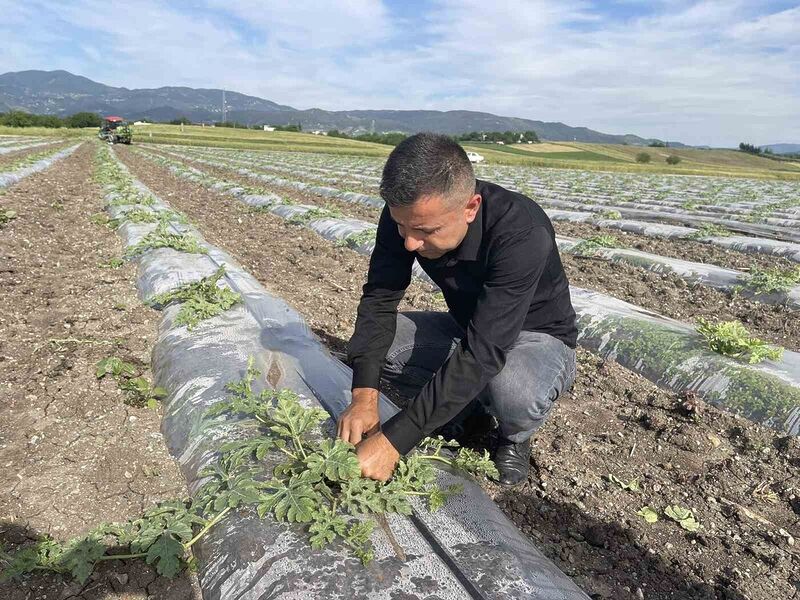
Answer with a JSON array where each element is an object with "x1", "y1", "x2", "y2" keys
[{"x1": 135, "y1": 147, "x2": 800, "y2": 437}]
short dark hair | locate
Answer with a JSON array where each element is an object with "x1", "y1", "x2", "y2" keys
[{"x1": 380, "y1": 132, "x2": 475, "y2": 207}]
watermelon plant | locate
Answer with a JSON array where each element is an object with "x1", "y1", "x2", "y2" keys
[
  {"x1": 0, "y1": 361, "x2": 497, "y2": 583},
  {"x1": 149, "y1": 266, "x2": 242, "y2": 330}
]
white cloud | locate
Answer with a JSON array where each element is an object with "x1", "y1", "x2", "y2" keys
[{"x1": 0, "y1": 0, "x2": 797, "y2": 146}]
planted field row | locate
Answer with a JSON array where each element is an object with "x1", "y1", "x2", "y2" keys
[
  {"x1": 162, "y1": 143, "x2": 800, "y2": 221},
  {"x1": 133, "y1": 147, "x2": 800, "y2": 437},
  {"x1": 142, "y1": 147, "x2": 800, "y2": 318},
  {"x1": 93, "y1": 145, "x2": 589, "y2": 599},
  {"x1": 0, "y1": 143, "x2": 82, "y2": 191},
  {"x1": 0, "y1": 138, "x2": 59, "y2": 156},
  {"x1": 0, "y1": 142, "x2": 196, "y2": 599},
  {"x1": 114, "y1": 145, "x2": 800, "y2": 600},
  {"x1": 153, "y1": 144, "x2": 800, "y2": 264}
]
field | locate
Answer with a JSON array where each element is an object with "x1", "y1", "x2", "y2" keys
[{"x1": 0, "y1": 133, "x2": 798, "y2": 600}]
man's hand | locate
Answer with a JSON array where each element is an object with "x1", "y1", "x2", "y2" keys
[
  {"x1": 356, "y1": 432, "x2": 400, "y2": 481},
  {"x1": 337, "y1": 387, "x2": 380, "y2": 445}
]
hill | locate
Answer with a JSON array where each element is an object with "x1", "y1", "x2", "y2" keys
[{"x1": 0, "y1": 69, "x2": 681, "y2": 145}]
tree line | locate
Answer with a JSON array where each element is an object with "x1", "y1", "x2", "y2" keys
[{"x1": 0, "y1": 110, "x2": 104, "y2": 128}]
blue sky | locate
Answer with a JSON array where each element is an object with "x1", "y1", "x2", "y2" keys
[{"x1": 1, "y1": 0, "x2": 798, "y2": 146}]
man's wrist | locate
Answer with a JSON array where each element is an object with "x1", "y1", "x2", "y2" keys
[
  {"x1": 351, "y1": 387, "x2": 379, "y2": 405},
  {"x1": 382, "y1": 410, "x2": 425, "y2": 456}
]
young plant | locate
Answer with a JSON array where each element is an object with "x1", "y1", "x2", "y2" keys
[
  {"x1": 570, "y1": 234, "x2": 622, "y2": 257},
  {"x1": 0, "y1": 209, "x2": 16, "y2": 227},
  {"x1": 2, "y1": 363, "x2": 499, "y2": 582},
  {"x1": 687, "y1": 223, "x2": 732, "y2": 240},
  {"x1": 599, "y1": 209, "x2": 622, "y2": 220},
  {"x1": 287, "y1": 207, "x2": 342, "y2": 225},
  {"x1": 96, "y1": 357, "x2": 166, "y2": 408},
  {"x1": 98, "y1": 257, "x2": 125, "y2": 269},
  {"x1": 607, "y1": 473, "x2": 640, "y2": 492},
  {"x1": 739, "y1": 266, "x2": 800, "y2": 294},
  {"x1": 637, "y1": 506, "x2": 659, "y2": 523},
  {"x1": 664, "y1": 505, "x2": 700, "y2": 532},
  {"x1": 338, "y1": 228, "x2": 377, "y2": 250},
  {"x1": 149, "y1": 266, "x2": 242, "y2": 330},
  {"x1": 204, "y1": 359, "x2": 498, "y2": 563},
  {"x1": 124, "y1": 222, "x2": 207, "y2": 259},
  {"x1": 696, "y1": 318, "x2": 784, "y2": 364}
]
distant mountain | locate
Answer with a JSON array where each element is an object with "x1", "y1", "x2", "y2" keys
[
  {"x1": 0, "y1": 69, "x2": 680, "y2": 145},
  {"x1": 761, "y1": 143, "x2": 800, "y2": 155}
]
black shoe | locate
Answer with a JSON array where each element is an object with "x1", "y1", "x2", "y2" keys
[{"x1": 493, "y1": 437, "x2": 531, "y2": 486}]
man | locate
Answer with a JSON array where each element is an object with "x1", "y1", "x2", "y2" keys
[{"x1": 337, "y1": 132, "x2": 577, "y2": 486}]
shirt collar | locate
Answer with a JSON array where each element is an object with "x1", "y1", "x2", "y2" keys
[{"x1": 449, "y1": 180, "x2": 483, "y2": 261}]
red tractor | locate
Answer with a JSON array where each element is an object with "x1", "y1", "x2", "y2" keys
[{"x1": 99, "y1": 116, "x2": 133, "y2": 144}]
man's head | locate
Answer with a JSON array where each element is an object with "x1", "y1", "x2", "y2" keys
[{"x1": 380, "y1": 133, "x2": 481, "y2": 259}]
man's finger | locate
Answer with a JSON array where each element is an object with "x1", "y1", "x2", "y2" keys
[{"x1": 347, "y1": 423, "x2": 364, "y2": 445}]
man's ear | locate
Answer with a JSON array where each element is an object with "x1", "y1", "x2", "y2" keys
[{"x1": 465, "y1": 194, "x2": 482, "y2": 223}]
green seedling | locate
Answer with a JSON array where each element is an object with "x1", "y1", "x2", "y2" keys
[
  {"x1": 664, "y1": 505, "x2": 701, "y2": 532},
  {"x1": 124, "y1": 223, "x2": 207, "y2": 259},
  {"x1": 571, "y1": 235, "x2": 622, "y2": 257},
  {"x1": 739, "y1": 266, "x2": 800, "y2": 294},
  {"x1": 96, "y1": 357, "x2": 166, "y2": 408},
  {"x1": 0, "y1": 209, "x2": 17, "y2": 227},
  {"x1": 637, "y1": 506, "x2": 659, "y2": 523},
  {"x1": 1, "y1": 363, "x2": 499, "y2": 583},
  {"x1": 337, "y1": 228, "x2": 377, "y2": 249},
  {"x1": 149, "y1": 267, "x2": 241, "y2": 330},
  {"x1": 599, "y1": 209, "x2": 622, "y2": 219},
  {"x1": 696, "y1": 318, "x2": 784, "y2": 364},
  {"x1": 687, "y1": 223, "x2": 732, "y2": 239},
  {"x1": 287, "y1": 207, "x2": 342, "y2": 225},
  {"x1": 89, "y1": 212, "x2": 111, "y2": 226},
  {"x1": 607, "y1": 473, "x2": 640, "y2": 492},
  {"x1": 98, "y1": 257, "x2": 125, "y2": 269}
]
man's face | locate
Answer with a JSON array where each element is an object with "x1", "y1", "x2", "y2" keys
[{"x1": 389, "y1": 192, "x2": 482, "y2": 260}]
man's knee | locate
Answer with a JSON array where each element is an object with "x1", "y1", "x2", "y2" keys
[{"x1": 485, "y1": 336, "x2": 576, "y2": 440}]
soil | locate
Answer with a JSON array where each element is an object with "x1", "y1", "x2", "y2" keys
[
  {"x1": 118, "y1": 146, "x2": 800, "y2": 600},
  {"x1": 140, "y1": 147, "x2": 800, "y2": 352},
  {"x1": 0, "y1": 142, "x2": 200, "y2": 599}
]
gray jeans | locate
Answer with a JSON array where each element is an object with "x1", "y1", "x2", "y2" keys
[{"x1": 382, "y1": 312, "x2": 577, "y2": 443}]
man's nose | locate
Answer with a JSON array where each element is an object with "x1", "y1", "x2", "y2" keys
[{"x1": 404, "y1": 234, "x2": 423, "y2": 252}]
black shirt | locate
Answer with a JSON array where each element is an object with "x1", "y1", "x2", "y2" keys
[{"x1": 348, "y1": 179, "x2": 577, "y2": 455}]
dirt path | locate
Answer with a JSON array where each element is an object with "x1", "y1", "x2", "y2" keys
[
  {"x1": 0, "y1": 142, "x2": 199, "y2": 599},
  {"x1": 139, "y1": 148, "x2": 800, "y2": 352},
  {"x1": 119, "y1": 146, "x2": 800, "y2": 600}
]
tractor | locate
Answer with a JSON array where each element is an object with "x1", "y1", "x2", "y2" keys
[{"x1": 99, "y1": 116, "x2": 133, "y2": 144}]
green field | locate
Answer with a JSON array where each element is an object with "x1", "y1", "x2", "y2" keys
[{"x1": 3, "y1": 123, "x2": 799, "y2": 180}]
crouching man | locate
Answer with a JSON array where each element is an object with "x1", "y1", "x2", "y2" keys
[{"x1": 337, "y1": 133, "x2": 577, "y2": 486}]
